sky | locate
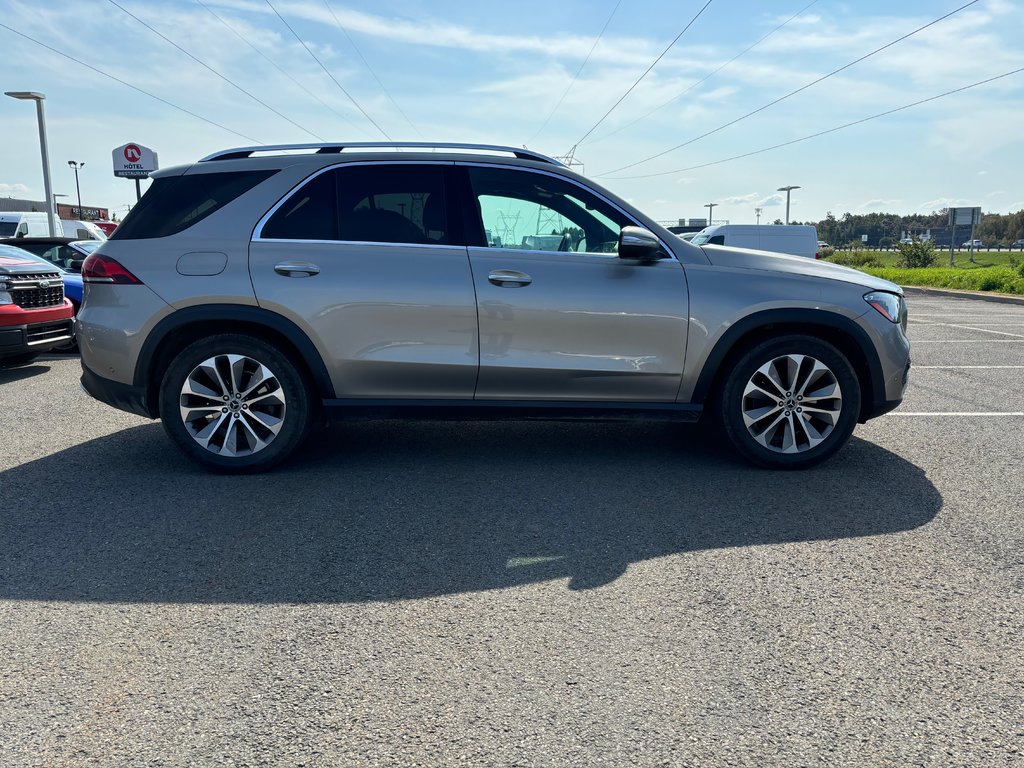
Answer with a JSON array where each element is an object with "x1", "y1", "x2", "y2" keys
[{"x1": 2, "y1": 0, "x2": 1023, "y2": 225}]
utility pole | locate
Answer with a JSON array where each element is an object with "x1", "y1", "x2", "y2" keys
[
  {"x1": 705, "y1": 202, "x2": 717, "y2": 223},
  {"x1": 68, "y1": 161, "x2": 85, "y2": 218},
  {"x1": 777, "y1": 185, "x2": 800, "y2": 225}
]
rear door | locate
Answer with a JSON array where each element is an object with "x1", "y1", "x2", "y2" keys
[
  {"x1": 249, "y1": 163, "x2": 479, "y2": 399},
  {"x1": 459, "y1": 164, "x2": 688, "y2": 402}
]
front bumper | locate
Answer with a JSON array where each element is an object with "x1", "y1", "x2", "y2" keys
[
  {"x1": 0, "y1": 312, "x2": 75, "y2": 359},
  {"x1": 80, "y1": 360, "x2": 155, "y2": 419}
]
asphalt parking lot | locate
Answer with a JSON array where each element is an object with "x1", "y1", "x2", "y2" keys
[{"x1": 1, "y1": 291, "x2": 1021, "y2": 767}]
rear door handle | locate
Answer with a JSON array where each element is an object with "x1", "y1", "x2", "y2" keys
[
  {"x1": 274, "y1": 261, "x2": 320, "y2": 277},
  {"x1": 488, "y1": 269, "x2": 532, "y2": 287}
]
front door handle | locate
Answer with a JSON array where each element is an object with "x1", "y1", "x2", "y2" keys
[
  {"x1": 274, "y1": 261, "x2": 320, "y2": 278},
  {"x1": 488, "y1": 269, "x2": 532, "y2": 287}
]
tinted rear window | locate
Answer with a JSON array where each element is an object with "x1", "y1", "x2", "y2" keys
[
  {"x1": 111, "y1": 170, "x2": 276, "y2": 240},
  {"x1": 260, "y1": 165, "x2": 449, "y2": 245}
]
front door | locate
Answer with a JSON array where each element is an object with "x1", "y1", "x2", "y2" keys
[{"x1": 461, "y1": 165, "x2": 688, "y2": 402}]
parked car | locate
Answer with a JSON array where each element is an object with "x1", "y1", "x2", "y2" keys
[
  {"x1": 691, "y1": 224, "x2": 820, "y2": 259},
  {"x1": 92, "y1": 220, "x2": 118, "y2": 237},
  {"x1": 0, "y1": 236, "x2": 101, "y2": 272},
  {"x1": 78, "y1": 142, "x2": 910, "y2": 473},
  {"x1": 962, "y1": 239, "x2": 983, "y2": 248},
  {"x1": 1013, "y1": 239, "x2": 1024, "y2": 248},
  {"x1": 0, "y1": 244, "x2": 75, "y2": 367}
]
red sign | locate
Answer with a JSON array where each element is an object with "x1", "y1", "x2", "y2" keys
[{"x1": 124, "y1": 144, "x2": 142, "y2": 163}]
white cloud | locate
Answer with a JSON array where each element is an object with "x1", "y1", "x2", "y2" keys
[
  {"x1": 0, "y1": 183, "x2": 32, "y2": 198},
  {"x1": 859, "y1": 199, "x2": 902, "y2": 210}
]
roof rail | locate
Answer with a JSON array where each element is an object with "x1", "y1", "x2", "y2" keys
[{"x1": 199, "y1": 142, "x2": 563, "y2": 166}]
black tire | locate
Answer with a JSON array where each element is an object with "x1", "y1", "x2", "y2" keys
[
  {"x1": 159, "y1": 333, "x2": 312, "y2": 474},
  {"x1": 717, "y1": 335, "x2": 861, "y2": 470},
  {"x1": 0, "y1": 353, "x2": 39, "y2": 369}
]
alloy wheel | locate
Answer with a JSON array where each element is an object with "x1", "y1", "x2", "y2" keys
[
  {"x1": 740, "y1": 353, "x2": 842, "y2": 454},
  {"x1": 178, "y1": 353, "x2": 286, "y2": 456}
]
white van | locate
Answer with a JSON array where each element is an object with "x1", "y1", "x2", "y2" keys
[
  {"x1": 692, "y1": 224, "x2": 820, "y2": 259},
  {"x1": 0, "y1": 211, "x2": 62, "y2": 238},
  {"x1": 61, "y1": 219, "x2": 108, "y2": 241}
]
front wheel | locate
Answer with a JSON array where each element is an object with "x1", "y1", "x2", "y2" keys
[
  {"x1": 159, "y1": 334, "x2": 312, "y2": 473},
  {"x1": 718, "y1": 335, "x2": 861, "y2": 469}
]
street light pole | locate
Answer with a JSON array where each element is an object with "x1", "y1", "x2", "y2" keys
[
  {"x1": 68, "y1": 161, "x2": 85, "y2": 218},
  {"x1": 705, "y1": 202, "x2": 717, "y2": 223},
  {"x1": 777, "y1": 185, "x2": 800, "y2": 225},
  {"x1": 5, "y1": 91, "x2": 57, "y2": 236},
  {"x1": 755, "y1": 207, "x2": 762, "y2": 225}
]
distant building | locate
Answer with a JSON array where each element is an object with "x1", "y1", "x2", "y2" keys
[{"x1": 0, "y1": 197, "x2": 108, "y2": 220}]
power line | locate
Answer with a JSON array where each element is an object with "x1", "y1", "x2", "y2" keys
[
  {"x1": 194, "y1": 0, "x2": 369, "y2": 137},
  {"x1": 600, "y1": 0, "x2": 981, "y2": 176},
  {"x1": 599, "y1": 67, "x2": 1024, "y2": 180},
  {"x1": 321, "y1": 0, "x2": 421, "y2": 138},
  {"x1": 0, "y1": 21, "x2": 262, "y2": 143},
  {"x1": 526, "y1": 0, "x2": 623, "y2": 146},
  {"x1": 570, "y1": 0, "x2": 715, "y2": 150},
  {"x1": 586, "y1": 0, "x2": 819, "y2": 146},
  {"x1": 105, "y1": 0, "x2": 324, "y2": 141},
  {"x1": 264, "y1": 0, "x2": 393, "y2": 140}
]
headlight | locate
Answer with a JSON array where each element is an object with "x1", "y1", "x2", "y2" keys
[{"x1": 864, "y1": 291, "x2": 903, "y2": 324}]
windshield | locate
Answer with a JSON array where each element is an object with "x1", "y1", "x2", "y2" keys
[
  {"x1": 691, "y1": 234, "x2": 711, "y2": 245},
  {"x1": 71, "y1": 240, "x2": 101, "y2": 254}
]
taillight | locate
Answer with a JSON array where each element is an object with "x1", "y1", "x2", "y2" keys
[{"x1": 82, "y1": 254, "x2": 143, "y2": 284}]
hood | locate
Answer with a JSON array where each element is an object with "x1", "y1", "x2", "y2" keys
[
  {"x1": 0, "y1": 250, "x2": 61, "y2": 276},
  {"x1": 700, "y1": 245, "x2": 902, "y2": 294}
]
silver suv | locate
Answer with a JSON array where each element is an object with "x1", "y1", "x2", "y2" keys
[{"x1": 78, "y1": 142, "x2": 910, "y2": 473}]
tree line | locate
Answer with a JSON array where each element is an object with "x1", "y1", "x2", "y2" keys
[{"x1": 793, "y1": 209, "x2": 1024, "y2": 247}]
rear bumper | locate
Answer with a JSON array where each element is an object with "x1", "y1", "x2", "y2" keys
[{"x1": 80, "y1": 360, "x2": 155, "y2": 419}]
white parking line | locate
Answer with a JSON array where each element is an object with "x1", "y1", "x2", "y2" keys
[
  {"x1": 913, "y1": 365, "x2": 1024, "y2": 369},
  {"x1": 910, "y1": 339, "x2": 1024, "y2": 343},
  {"x1": 887, "y1": 412, "x2": 1024, "y2": 417},
  {"x1": 911, "y1": 320, "x2": 1024, "y2": 338}
]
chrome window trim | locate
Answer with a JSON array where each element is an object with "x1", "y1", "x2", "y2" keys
[
  {"x1": 251, "y1": 159, "x2": 677, "y2": 260},
  {"x1": 252, "y1": 160, "x2": 454, "y2": 243},
  {"x1": 252, "y1": 239, "x2": 462, "y2": 251}
]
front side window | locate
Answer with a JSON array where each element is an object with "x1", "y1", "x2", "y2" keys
[
  {"x1": 261, "y1": 165, "x2": 448, "y2": 245},
  {"x1": 467, "y1": 166, "x2": 631, "y2": 255}
]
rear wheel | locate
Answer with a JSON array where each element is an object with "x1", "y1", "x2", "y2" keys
[
  {"x1": 718, "y1": 335, "x2": 861, "y2": 469},
  {"x1": 159, "y1": 334, "x2": 312, "y2": 473}
]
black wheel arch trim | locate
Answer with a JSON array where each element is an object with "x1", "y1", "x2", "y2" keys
[
  {"x1": 691, "y1": 308, "x2": 885, "y2": 416},
  {"x1": 134, "y1": 304, "x2": 335, "y2": 399}
]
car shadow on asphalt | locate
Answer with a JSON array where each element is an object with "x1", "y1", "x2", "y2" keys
[
  {"x1": 0, "y1": 362, "x2": 52, "y2": 383},
  {"x1": 0, "y1": 420, "x2": 942, "y2": 603}
]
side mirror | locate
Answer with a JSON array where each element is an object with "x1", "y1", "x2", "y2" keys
[{"x1": 618, "y1": 226, "x2": 665, "y2": 260}]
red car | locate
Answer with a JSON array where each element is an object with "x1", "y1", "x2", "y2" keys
[{"x1": 0, "y1": 244, "x2": 75, "y2": 367}]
